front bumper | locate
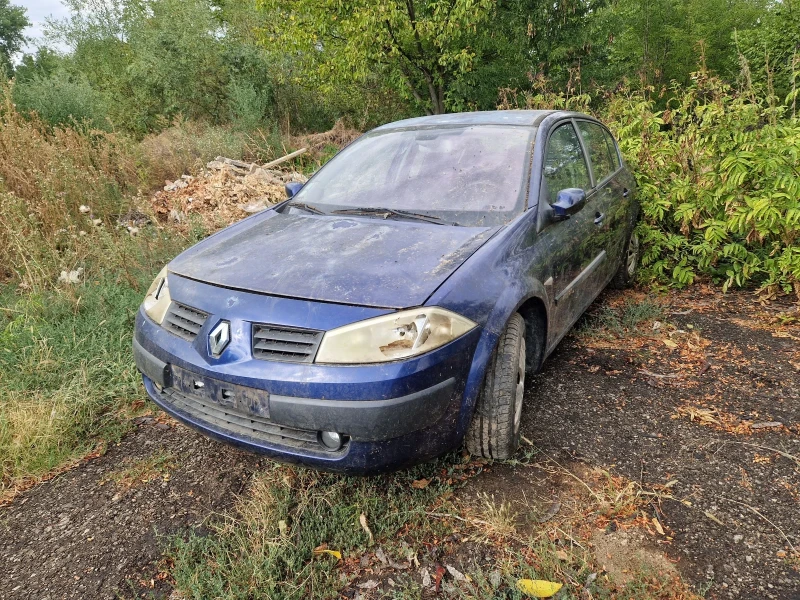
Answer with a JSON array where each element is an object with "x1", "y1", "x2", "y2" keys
[
  {"x1": 135, "y1": 337, "x2": 456, "y2": 443},
  {"x1": 133, "y1": 277, "x2": 483, "y2": 473}
]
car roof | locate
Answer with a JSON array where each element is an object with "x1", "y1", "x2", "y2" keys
[{"x1": 373, "y1": 110, "x2": 571, "y2": 131}]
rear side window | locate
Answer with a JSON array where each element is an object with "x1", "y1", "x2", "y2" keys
[
  {"x1": 605, "y1": 129, "x2": 621, "y2": 171},
  {"x1": 543, "y1": 123, "x2": 591, "y2": 204},
  {"x1": 577, "y1": 121, "x2": 618, "y2": 183}
]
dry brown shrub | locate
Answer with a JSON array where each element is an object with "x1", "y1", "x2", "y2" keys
[
  {"x1": 0, "y1": 87, "x2": 143, "y2": 286},
  {"x1": 138, "y1": 117, "x2": 249, "y2": 185},
  {"x1": 290, "y1": 118, "x2": 361, "y2": 161}
]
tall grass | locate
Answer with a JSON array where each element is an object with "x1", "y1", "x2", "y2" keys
[
  {"x1": 0, "y1": 86, "x2": 141, "y2": 289},
  {"x1": 0, "y1": 232, "x2": 185, "y2": 494}
]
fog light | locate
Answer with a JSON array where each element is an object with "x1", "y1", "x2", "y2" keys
[{"x1": 320, "y1": 431, "x2": 343, "y2": 450}]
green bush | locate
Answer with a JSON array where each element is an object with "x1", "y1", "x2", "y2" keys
[
  {"x1": 605, "y1": 71, "x2": 800, "y2": 297},
  {"x1": 12, "y1": 70, "x2": 108, "y2": 129}
]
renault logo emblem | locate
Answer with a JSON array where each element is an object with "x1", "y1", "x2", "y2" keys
[{"x1": 208, "y1": 321, "x2": 230, "y2": 357}]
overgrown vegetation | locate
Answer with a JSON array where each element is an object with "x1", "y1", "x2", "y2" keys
[
  {"x1": 166, "y1": 458, "x2": 699, "y2": 599},
  {"x1": 505, "y1": 66, "x2": 800, "y2": 297},
  {"x1": 607, "y1": 74, "x2": 800, "y2": 297}
]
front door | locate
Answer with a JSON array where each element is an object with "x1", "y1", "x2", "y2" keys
[{"x1": 535, "y1": 121, "x2": 599, "y2": 341}]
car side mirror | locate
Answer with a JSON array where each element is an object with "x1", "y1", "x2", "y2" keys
[
  {"x1": 550, "y1": 188, "x2": 586, "y2": 221},
  {"x1": 284, "y1": 181, "x2": 304, "y2": 198}
]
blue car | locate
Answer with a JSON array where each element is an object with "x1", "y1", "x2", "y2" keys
[{"x1": 133, "y1": 110, "x2": 638, "y2": 474}]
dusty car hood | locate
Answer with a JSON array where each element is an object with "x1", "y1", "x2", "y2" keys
[{"x1": 168, "y1": 212, "x2": 496, "y2": 309}]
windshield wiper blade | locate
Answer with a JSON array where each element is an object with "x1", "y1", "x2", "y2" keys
[
  {"x1": 287, "y1": 202, "x2": 325, "y2": 215},
  {"x1": 332, "y1": 207, "x2": 452, "y2": 225}
]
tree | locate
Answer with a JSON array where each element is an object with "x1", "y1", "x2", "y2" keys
[
  {"x1": 0, "y1": 0, "x2": 29, "y2": 77},
  {"x1": 737, "y1": 0, "x2": 800, "y2": 103},
  {"x1": 595, "y1": 0, "x2": 768, "y2": 89},
  {"x1": 255, "y1": 0, "x2": 507, "y2": 114}
]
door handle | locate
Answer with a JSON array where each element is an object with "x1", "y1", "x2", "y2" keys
[
  {"x1": 622, "y1": 188, "x2": 630, "y2": 198},
  {"x1": 594, "y1": 212, "x2": 606, "y2": 225}
]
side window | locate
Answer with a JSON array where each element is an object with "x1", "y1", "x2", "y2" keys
[
  {"x1": 577, "y1": 121, "x2": 616, "y2": 183},
  {"x1": 543, "y1": 123, "x2": 591, "y2": 204},
  {"x1": 604, "y1": 129, "x2": 621, "y2": 171}
]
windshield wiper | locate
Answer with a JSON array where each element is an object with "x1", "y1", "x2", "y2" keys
[
  {"x1": 286, "y1": 202, "x2": 325, "y2": 215},
  {"x1": 332, "y1": 207, "x2": 454, "y2": 225}
]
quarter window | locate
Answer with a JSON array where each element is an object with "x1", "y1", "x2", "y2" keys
[
  {"x1": 543, "y1": 123, "x2": 591, "y2": 204},
  {"x1": 577, "y1": 121, "x2": 618, "y2": 183}
]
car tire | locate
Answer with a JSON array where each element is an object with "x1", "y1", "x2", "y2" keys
[
  {"x1": 611, "y1": 228, "x2": 640, "y2": 289},
  {"x1": 466, "y1": 313, "x2": 526, "y2": 460}
]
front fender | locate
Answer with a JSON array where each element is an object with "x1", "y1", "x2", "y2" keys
[{"x1": 426, "y1": 222, "x2": 550, "y2": 439}]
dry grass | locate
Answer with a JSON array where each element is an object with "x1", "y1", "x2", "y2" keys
[
  {"x1": 101, "y1": 451, "x2": 177, "y2": 489},
  {"x1": 139, "y1": 118, "x2": 252, "y2": 184}
]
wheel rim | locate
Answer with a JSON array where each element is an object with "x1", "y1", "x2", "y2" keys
[
  {"x1": 626, "y1": 232, "x2": 640, "y2": 277},
  {"x1": 513, "y1": 338, "x2": 526, "y2": 437}
]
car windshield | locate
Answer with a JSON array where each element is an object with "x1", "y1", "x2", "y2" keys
[{"x1": 287, "y1": 125, "x2": 535, "y2": 227}]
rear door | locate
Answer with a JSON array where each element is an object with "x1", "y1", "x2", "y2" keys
[{"x1": 575, "y1": 120, "x2": 628, "y2": 284}]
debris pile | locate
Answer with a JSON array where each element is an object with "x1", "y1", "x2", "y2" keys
[{"x1": 149, "y1": 154, "x2": 308, "y2": 232}]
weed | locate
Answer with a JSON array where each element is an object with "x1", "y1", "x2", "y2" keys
[
  {"x1": 166, "y1": 459, "x2": 460, "y2": 599},
  {"x1": 101, "y1": 451, "x2": 177, "y2": 489},
  {"x1": 474, "y1": 492, "x2": 519, "y2": 540},
  {"x1": 580, "y1": 296, "x2": 664, "y2": 339}
]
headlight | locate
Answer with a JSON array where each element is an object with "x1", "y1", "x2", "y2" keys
[
  {"x1": 143, "y1": 266, "x2": 171, "y2": 324},
  {"x1": 315, "y1": 307, "x2": 476, "y2": 364}
]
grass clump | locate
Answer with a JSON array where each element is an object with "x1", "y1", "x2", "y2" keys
[
  {"x1": 580, "y1": 295, "x2": 664, "y2": 340},
  {"x1": 167, "y1": 459, "x2": 458, "y2": 599}
]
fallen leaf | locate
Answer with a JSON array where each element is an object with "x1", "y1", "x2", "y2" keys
[
  {"x1": 652, "y1": 517, "x2": 665, "y2": 535},
  {"x1": 359, "y1": 513, "x2": 374, "y2": 545},
  {"x1": 411, "y1": 478, "x2": 430, "y2": 489},
  {"x1": 538, "y1": 500, "x2": 561, "y2": 523},
  {"x1": 312, "y1": 547, "x2": 342, "y2": 560},
  {"x1": 555, "y1": 550, "x2": 569, "y2": 561},
  {"x1": 663, "y1": 339, "x2": 678, "y2": 349},
  {"x1": 517, "y1": 579, "x2": 563, "y2": 598},
  {"x1": 446, "y1": 565, "x2": 466, "y2": 581},
  {"x1": 751, "y1": 421, "x2": 783, "y2": 429},
  {"x1": 421, "y1": 567, "x2": 432, "y2": 587},
  {"x1": 434, "y1": 564, "x2": 445, "y2": 593},
  {"x1": 357, "y1": 580, "x2": 379, "y2": 589}
]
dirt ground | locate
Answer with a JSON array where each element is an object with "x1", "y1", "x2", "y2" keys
[
  {"x1": 0, "y1": 418, "x2": 261, "y2": 599},
  {"x1": 1, "y1": 287, "x2": 797, "y2": 599},
  {"x1": 523, "y1": 286, "x2": 800, "y2": 598}
]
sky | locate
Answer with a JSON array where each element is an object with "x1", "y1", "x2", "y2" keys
[{"x1": 16, "y1": 0, "x2": 71, "y2": 52}]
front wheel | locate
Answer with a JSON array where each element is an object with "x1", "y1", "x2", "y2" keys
[
  {"x1": 611, "y1": 228, "x2": 640, "y2": 289},
  {"x1": 466, "y1": 313, "x2": 526, "y2": 460}
]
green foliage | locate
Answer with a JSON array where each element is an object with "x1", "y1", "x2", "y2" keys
[
  {"x1": 736, "y1": 0, "x2": 800, "y2": 103},
  {"x1": 605, "y1": 71, "x2": 800, "y2": 297},
  {"x1": 594, "y1": 0, "x2": 768, "y2": 89},
  {"x1": 0, "y1": 0, "x2": 28, "y2": 77},
  {"x1": 12, "y1": 69, "x2": 109, "y2": 128},
  {"x1": 13, "y1": 47, "x2": 63, "y2": 82},
  {"x1": 256, "y1": 0, "x2": 541, "y2": 115}
]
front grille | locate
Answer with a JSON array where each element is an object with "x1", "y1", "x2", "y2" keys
[
  {"x1": 252, "y1": 324, "x2": 323, "y2": 363},
  {"x1": 158, "y1": 386, "x2": 340, "y2": 453},
  {"x1": 163, "y1": 302, "x2": 208, "y2": 341}
]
